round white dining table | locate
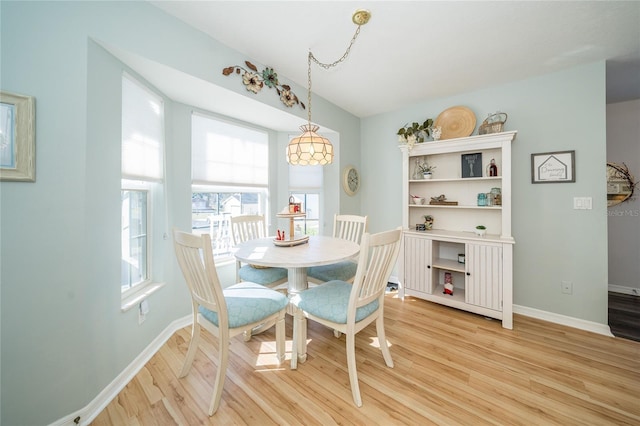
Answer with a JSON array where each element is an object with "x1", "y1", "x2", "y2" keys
[
  {"x1": 232, "y1": 235, "x2": 360, "y2": 295},
  {"x1": 233, "y1": 235, "x2": 360, "y2": 362}
]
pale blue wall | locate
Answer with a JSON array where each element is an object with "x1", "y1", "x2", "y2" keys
[
  {"x1": 0, "y1": 2, "x2": 359, "y2": 424},
  {"x1": 1, "y1": 1, "x2": 609, "y2": 424},
  {"x1": 362, "y1": 62, "x2": 608, "y2": 325}
]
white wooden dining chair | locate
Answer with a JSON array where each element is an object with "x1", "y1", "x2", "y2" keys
[
  {"x1": 173, "y1": 229, "x2": 288, "y2": 416},
  {"x1": 230, "y1": 214, "x2": 288, "y2": 288},
  {"x1": 307, "y1": 214, "x2": 368, "y2": 284},
  {"x1": 290, "y1": 227, "x2": 402, "y2": 407}
]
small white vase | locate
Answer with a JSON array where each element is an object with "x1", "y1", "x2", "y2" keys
[
  {"x1": 423, "y1": 172, "x2": 432, "y2": 179},
  {"x1": 475, "y1": 228, "x2": 486, "y2": 237}
]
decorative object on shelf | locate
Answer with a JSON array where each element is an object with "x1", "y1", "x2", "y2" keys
[
  {"x1": 429, "y1": 194, "x2": 458, "y2": 205},
  {"x1": 479, "y1": 111, "x2": 508, "y2": 135},
  {"x1": 287, "y1": 9, "x2": 371, "y2": 166},
  {"x1": 342, "y1": 165, "x2": 360, "y2": 196},
  {"x1": 487, "y1": 158, "x2": 498, "y2": 176},
  {"x1": 411, "y1": 195, "x2": 425, "y2": 205},
  {"x1": 490, "y1": 187, "x2": 502, "y2": 206},
  {"x1": 607, "y1": 162, "x2": 637, "y2": 207},
  {"x1": 222, "y1": 62, "x2": 304, "y2": 109},
  {"x1": 477, "y1": 193, "x2": 487, "y2": 206},
  {"x1": 531, "y1": 150, "x2": 575, "y2": 183},
  {"x1": 431, "y1": 126, "x2": 442, "y2": 141},
  {"x1": 433, "y1": 106, "x2": 476, "y2": 140},
  {"x1": 288, "y1": 195, "x2": 302, "y2": 213},
  {"x1": 423, "y1": 215, "x2": 434, "y2": 230},
  {"x1": 417, "y1": 161, "x2": 436, "y2": 179},
  {"x1": 475, "y1": 225, "x2": 486, "y2": 237},
  {"x1": 443, "y1": 272, "x2": 454, "y2": 295},
  {"x1": 412, "y1": 158, "x2": 423, "y2": 180},
  {"x1": 397, "y1": 118, "x2": 434, "y2": 150},
  {"x1": 461, "y1": 152, "x2": 483, "y2": 178},
  {"x1": 486, "y1": 192, "x2": 494, "y2": 206},
  {"x1": 458, "y1": 253, "x2": 465, "y2": 264},
  {"x1": 0, "y1": 91, "x2": 35, "y2": 182},
  {"x1": 415, "y1": 223, "x2": 426, "y2": 231}
]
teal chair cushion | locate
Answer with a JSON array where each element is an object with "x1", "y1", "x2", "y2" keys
[
  {"x1": 307, "y1": 261, "x2": 357, "y2": 282},
  {"x1": 239, "y1": 264, "x2": 288, "y2": 286},
  {"x1": 199, "y1": 282, "x2": 288, "y2": 329},
  {"x1": 294, "y1": 280, "x2": 378, "y2": 324}
]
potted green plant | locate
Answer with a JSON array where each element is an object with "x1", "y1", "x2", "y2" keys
[
  {"x1": 397, "y1": 118, "x2": 434, "y2": 149},
  {"x1": 475, "y1": 225, "x2": 486, "y2": 237},
  {"x1": 418, "y1": 162, "x2": 436, "y2": 179}
]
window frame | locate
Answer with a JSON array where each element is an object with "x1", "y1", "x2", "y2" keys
[
  {"x1": 191, "y1": 113, "x2": 271, "y2": 263},
  {"x1": 121, "y1": 180, "x2": 152, "y2": 299},
  {"x1": 120, "y1": 72, "x2": 166, "y2": 309}
]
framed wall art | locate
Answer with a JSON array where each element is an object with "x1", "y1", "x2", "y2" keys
[
  {"x1": 0, "y1": 91, "x2": 35, "y2": 182},
  {"x1": 531, "y1": 150, "x2": 575, "y2": 184}
]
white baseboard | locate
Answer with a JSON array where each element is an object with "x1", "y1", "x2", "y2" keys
[
  {"x1": 513, "y1": 305, "x2": 614, "y2": 337},
  {"x1": 49, "y1": 315, "x2": 192, "y2": 426},
  {"x1": 608, "y1": 284, "x2": 640, "y2": 296}
]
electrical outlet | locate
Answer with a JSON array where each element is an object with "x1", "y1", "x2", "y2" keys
[{"x1": 561, "y1": 281, "x2": 573, "y2": 294}]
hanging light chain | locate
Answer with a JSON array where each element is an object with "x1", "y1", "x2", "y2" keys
[
  {"x1": 306, "y1": 24, "x2": 364, "y2": 124},
  {"x1": 309, "y1": 25, "x2": 363, "y2": 70}
]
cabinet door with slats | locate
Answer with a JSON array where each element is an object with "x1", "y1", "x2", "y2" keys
[
  {"x1": 466, "y1": 243, "x2": 502, "y2": 311},
  {"x1": 404, "y1": 235, "x2": 433, "y2": 294}
]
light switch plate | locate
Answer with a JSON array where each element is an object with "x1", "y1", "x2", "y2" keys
[{"x1": 573, "y1": 197, "x2": 592, "y2": 210}]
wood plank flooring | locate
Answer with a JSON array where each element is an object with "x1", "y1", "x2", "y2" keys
[
  {"x1": 609, "y1": 291, "x2": 640, "y2": 342},
  {"x1": 91, "y1": 293, "x2": 640, "y2": 425}
]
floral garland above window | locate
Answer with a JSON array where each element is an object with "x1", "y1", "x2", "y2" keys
[{"x1": 222, "y1": 61, "x2": 304, "y2": 110}]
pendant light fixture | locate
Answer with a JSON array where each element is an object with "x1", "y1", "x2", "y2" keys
[{"x1": 287, "y1": 9, "x2": 371, "y2": 166}]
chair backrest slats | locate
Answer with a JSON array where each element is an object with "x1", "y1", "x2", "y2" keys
[
  {"x1": 349, "y1": 228, "x2": 402, "y2": 310},
  {"x1": 334, "y1": 214, "x2": 368, "y2": 244},
  {"x1": 173, "y1": 229, "x2": 226, "y2": 318},
  {"x1": 230, "y1": 215, "x2": 267, "y2": 245}
]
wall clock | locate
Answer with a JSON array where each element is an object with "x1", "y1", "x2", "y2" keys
[{"x1": 342, "y1": 165, "x2": 360, "y2": 196}]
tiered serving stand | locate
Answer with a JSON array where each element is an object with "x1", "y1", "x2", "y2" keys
[{"x1": 274, "y1": 212, "x2": 309, "y2": 246}]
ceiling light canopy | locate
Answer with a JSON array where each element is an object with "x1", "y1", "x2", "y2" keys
[{"x1": 287, "y1": 9, "x2": 371, "y2": 166}]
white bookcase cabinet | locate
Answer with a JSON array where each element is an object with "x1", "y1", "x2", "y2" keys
[{"x1": 398, "y1": 131, "x2": 516, "y2": 329}]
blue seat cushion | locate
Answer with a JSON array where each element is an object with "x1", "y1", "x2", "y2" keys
[
  {"x1": 293, "y1": 280, "x2": 378, "y2": 324},
  {"x1": 307, "y1": 261, "x2": 357, "y2": 282},
  {"x1": 238, "y1": 264, "x2": 288, "y2": 285},
  {"x1": 199, "y1": 282, "x2": 288, "y2": 329}
]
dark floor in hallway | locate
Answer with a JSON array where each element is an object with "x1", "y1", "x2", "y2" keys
[{"x1": 609, "y1": 291, "x2": 640, "y2": 342}]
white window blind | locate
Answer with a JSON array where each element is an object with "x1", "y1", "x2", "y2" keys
[
  {"x1": 122, "y1": 74, "x2": 164, "y2": 181},
  {"x1": 192, "y1": 113, "x2": 268, "y2": 186},
  {"x1": 289, "y1": 164, "x2": 323, "y2": 189}
]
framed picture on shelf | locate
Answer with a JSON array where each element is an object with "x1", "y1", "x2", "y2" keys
[
  {"x1": 461, "y1": 152, "x2": 482, "y2": 178},
  {"x1": 531, "y1": 150, "x2": 575, "y2": 183}
]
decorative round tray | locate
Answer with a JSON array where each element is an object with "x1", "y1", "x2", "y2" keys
[
  {"x1": 273, "y1": 235, "x2": 309, "y2": 247},
  {"x1": 434, "y1": 106, "x2": 476, "y2": 140}
]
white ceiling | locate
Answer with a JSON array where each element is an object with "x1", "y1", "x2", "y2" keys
[{"x1": 142, "y1": 1, "x2": 639, "y2": 121}]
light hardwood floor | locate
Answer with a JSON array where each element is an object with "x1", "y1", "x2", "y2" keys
[{"x1": 91, "y1": 293, "x2": 640, "y2": 425}]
